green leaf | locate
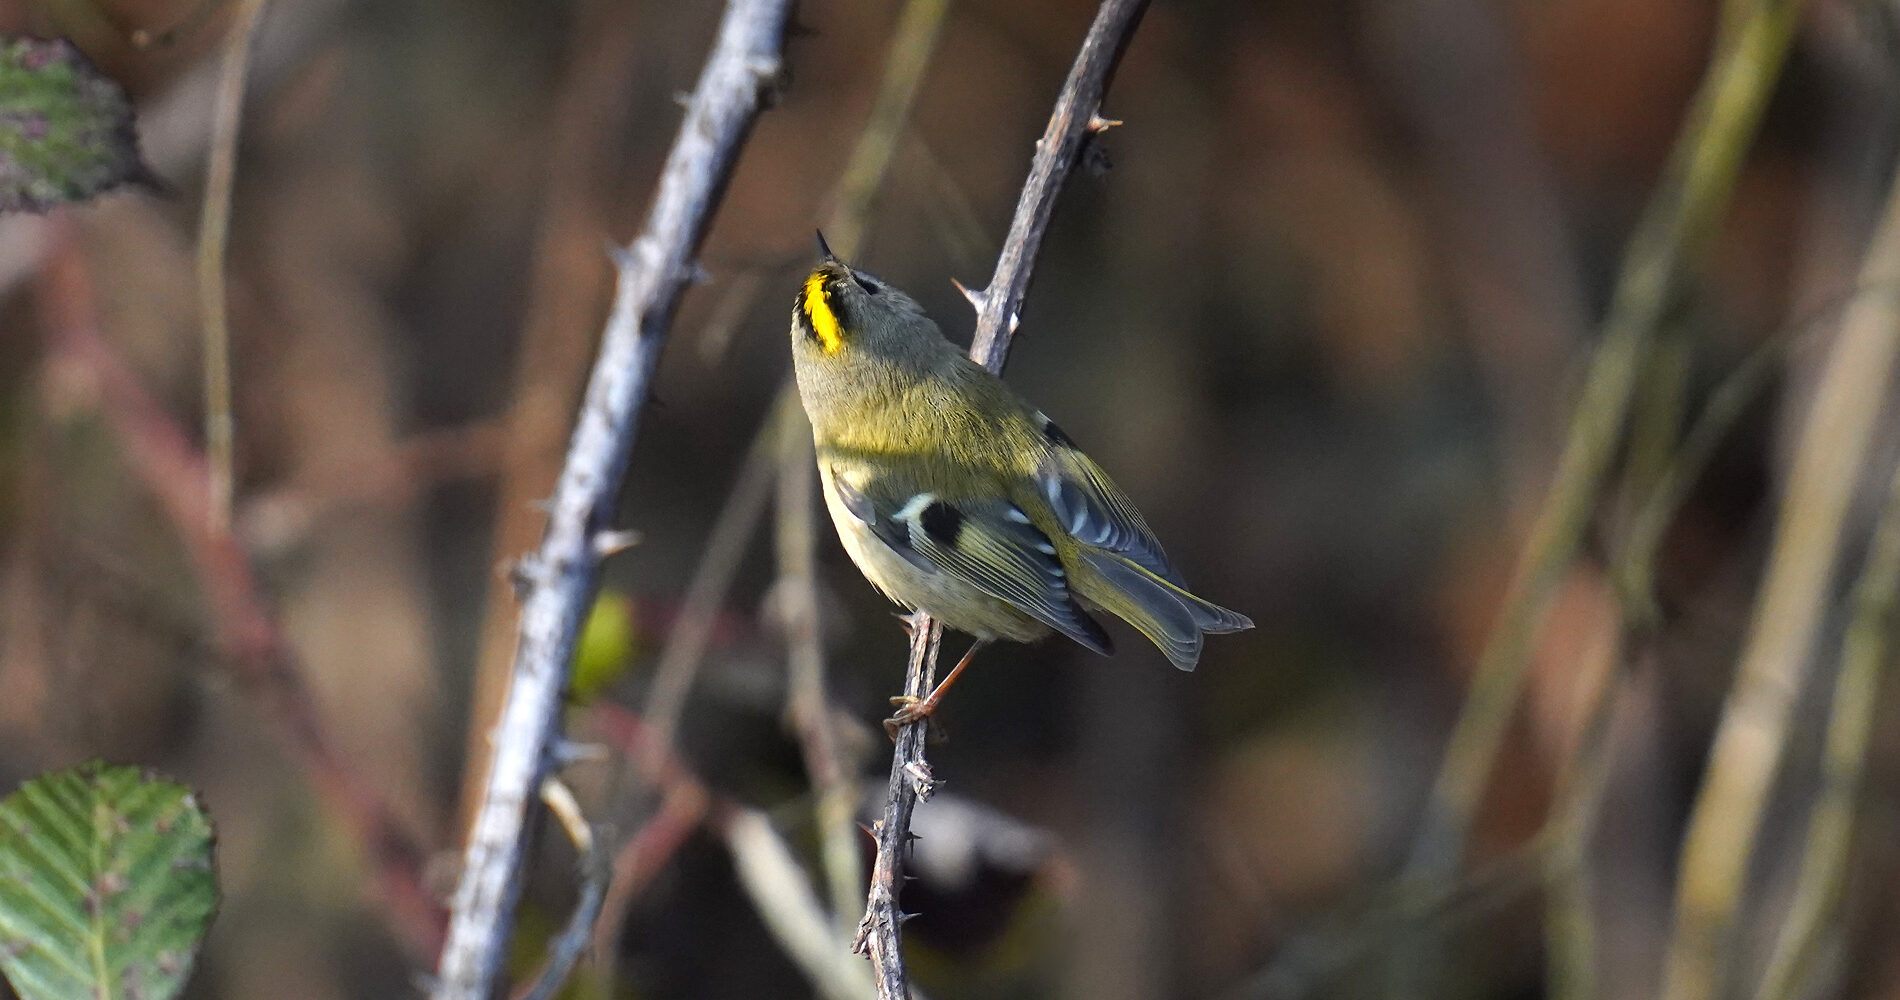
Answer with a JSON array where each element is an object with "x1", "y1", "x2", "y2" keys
[
  {"x1": 570, "y1": 592, "x2": 641, "y2": 706},
  {"x1": 0, "y1": 761, "x2": 217, "y2": 1000},
  {"x1": 0, "y1": 37, "x2": 150, "y2": 213}
]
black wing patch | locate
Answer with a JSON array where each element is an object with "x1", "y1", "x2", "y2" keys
[
  {"x1": 895, "y1": 496, "x2": 1112, "y2": 655},
  {"x1": 918, "y1": 500, "x2": 964, "y2": 547},
  {"x1": 832, "y1": 473, "x2": 935, "y2": 573}
]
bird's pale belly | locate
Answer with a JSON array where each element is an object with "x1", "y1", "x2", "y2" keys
[{"x1": 819, "y1": 471, "x2": 1052, "y2": 643}]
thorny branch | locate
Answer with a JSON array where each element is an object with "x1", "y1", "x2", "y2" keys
[
  {"x1": 594, "y1": 0, "x2": 955, "y2": 979},
  {"x1": 429, "y1": 2, "x2": 795, "y2": 997},
  {"x1": 854, "y1": 1, "x2": 1151, "y2": 996}
]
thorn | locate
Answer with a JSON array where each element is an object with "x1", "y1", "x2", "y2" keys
[
  {"x1": 903, "y1": 828, "x2": 923, "y2": 843},
  {"x1": 606, "y1": 240, "x2": 636, "y2": 270},
  {"x1": 673, "y1": 90, "x2": 693, "y2": 110},
  {"x1": 744, "y1": 55, "x2": 781, "y2": 84},
  {"x1": 899, "y1": 911, "x2": 922, "y2": 925},
  {"x1": 815, "y1": 230, "x2": 836, "y2": 261},
  {"x1": 551, "y1": 739, "x2": 608, "y2": 766},
  {"x1": 951, "y1": 277, "x2": 987, "y2": 313},
  {"x1": 861, "y1": 821, "x2": 880, "y2": 837},
  {"x1": 593, "y1": 529, "x2": 642, "y2": 558},
  {"x1": 685, "y1": 261, "x2": 711, "y2": 285},
  {"x1": 506, "y1": 558, "x2": 538, "y2": 599},
  {"x1": 1087, "y1": 113, "x2": 1123, "y2": 134},
  {"x1": 1007, "y1": 311, "x2": 1021, "y2": 335}
]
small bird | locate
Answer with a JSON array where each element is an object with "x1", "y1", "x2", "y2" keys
[{"x1": 789, "y1": 235, "x2": 1252, "y2": 727}]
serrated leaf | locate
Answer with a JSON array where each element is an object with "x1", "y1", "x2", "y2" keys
[
  {"x1": 0, "y1": 761, "x2": 217, "y2": 1000},
  {"x1": 0, "y1": 37, "x2": 149, "y2": 213}
]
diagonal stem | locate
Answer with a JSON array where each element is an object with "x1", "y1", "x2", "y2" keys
[
  {"x1": 855, "y1": 2, "x2": 1151, "y2": 996},
  {"x1": 429, "y1": 3, "x2": 795, "y2": 996}
]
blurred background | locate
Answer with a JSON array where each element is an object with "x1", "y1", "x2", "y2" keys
[{"x1": 3, "y1": 0, "x2": 1900, "y2": 997}]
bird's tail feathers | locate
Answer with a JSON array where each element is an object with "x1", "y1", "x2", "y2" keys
[{"x1": 1075, "y1": 549, "x2": 1252, "y2": 671}]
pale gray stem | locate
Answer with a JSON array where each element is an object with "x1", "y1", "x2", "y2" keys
[{"x1": 429, "y1": 2, "x2": 793, "y2": 997}]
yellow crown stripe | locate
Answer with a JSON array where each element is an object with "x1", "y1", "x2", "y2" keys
[{"x1": 803, "y1": 272, "x2": 844, "y2": 353}]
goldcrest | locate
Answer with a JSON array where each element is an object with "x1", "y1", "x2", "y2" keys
[{"x1": 788, "y1": 237, "x2": 1251, "y2": 721}]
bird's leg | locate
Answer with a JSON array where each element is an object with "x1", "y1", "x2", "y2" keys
[{"x1": 885, "y1": 637, "x2": 990, "y2": 739}]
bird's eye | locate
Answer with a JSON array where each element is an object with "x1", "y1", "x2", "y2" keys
[{"x1": 853, "y1": 275, "x2": 881, "y2": 295}]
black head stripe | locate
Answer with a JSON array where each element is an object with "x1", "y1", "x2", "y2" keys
[
  {"x1": 793, "y1": 295, "x2": 816, "y2": 339},
  {"x1": 919, "y1": 500, "x2": 965, "y2": 547},
  {"x1": 822, "y1": 274, "x2": 853, "y2": 331}
]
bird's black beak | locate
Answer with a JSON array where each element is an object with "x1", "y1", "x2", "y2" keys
[{"x1": 814, "y1": 229, "x2": 837, "y2": 263}]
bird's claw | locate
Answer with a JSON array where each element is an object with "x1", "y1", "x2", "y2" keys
[{"x1": 883, "y1": 694, "x2": 938, "y2": 741}]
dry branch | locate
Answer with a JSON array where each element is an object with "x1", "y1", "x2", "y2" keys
[
  {"x1": 1381, "y1": 2, "x2": 1806, "y2": 993},
  {"x1": 854, "y1": 2, "x2": 1151, "y2": 995},
  {"x1": 196, "y1": 0, "x2": 271, "y2": 532},
  {"x1": 458, "y1": 0, "x2": 653, "y2": 835},
  {"x1": 1756, "y1": 335, "x2": 1900, "y2": 1000},
  {"x1": 429, "y1": 2, "x2": 794, "y2": 996},
  {"x1": 594, "y1": 0, "x2": 953, "y2": 971},
  {"x1": 1400, "y1": 0, "x2": 1809, "y2": 883},
  {"x1": 1660, "y1": 147, "x2": 1900, "y2": 1000}
]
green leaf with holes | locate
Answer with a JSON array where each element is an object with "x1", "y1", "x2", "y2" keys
[
  {"x1": 0, "y1": 761, "x2": 217, "y2": 1000},
  {"x1": 0, "y1": 37, "x2": 150, "y2": 212}
]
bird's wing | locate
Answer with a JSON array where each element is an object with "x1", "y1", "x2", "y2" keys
[
  {"x1": 831, "y1": 471, "x2": 1110, "y2": 653},
  {"x1": 1030, "y1": 417, "x2": 1182, "y2": 584}
]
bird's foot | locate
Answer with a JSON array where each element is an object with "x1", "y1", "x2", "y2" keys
[{"x1": 883, "y1": 694, "x2": 941, "y2": 742}]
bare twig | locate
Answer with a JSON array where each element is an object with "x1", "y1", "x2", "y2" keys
[
  {"x1": 590, "y1": 705, "x2": 714, "y2": 921},
  {"x1": 36, "y1": 224, "x2": 442, "y2": 958},
  {"x1": 429, "y1": 2, "x2": 795, "y2": 996},
  {"x1": 596, "y1": 0, "x2": 954, "y2": 970},
  {"x1": 592, "y1": 705, "x2": 871, "y2": 1000},
  {"x1": 967, "y1": 1, "x2": 1148, "y2": 368},
  {"x1": 776, "y1": 415, "x2": 865, "y2": 936},
  {"x1": 1754, "y1": 367, "x2": 1900, "y2": 1000},
  {"x1": 639, "y1": 390, "x2": 795, "y2": 758},
  {"x1": 727, "y1": 809, "x2": 878, "y2": 1000},
  {"x1": 1401, "y1": 0, "x2": 1810, "y2": 884},
  {"x1": 508, "y1": 780, "x2": 610, "y2": 1000},
  {"x1": 771, "y1": 0, "x2": 956, "y2": 929},
  {"x1": 459, "y1": 0, "x2": 652, "y2": 835},
  {"x1": 1660, "y1": 154, "x2": 1900, "y2": 1000},
  {"x1": 857, "y1": 611, "x2": 944, "y2": 996},
  {"x1": 197, "y1": 0, "x2": 271, "y2": 532},
  {"x1": 854, "y1": 4, "x2": 1150, "y2": 994},
  {"x1": 1377, "y1": 3, "x2": 1809, "y2": 994}
]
